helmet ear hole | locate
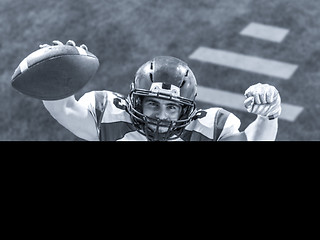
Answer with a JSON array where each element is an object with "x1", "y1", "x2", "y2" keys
[
  {"x1": 134, "y1": 95, "x2": 143, "y2": 113},
  {"x1": 180, "y1": 104, "x2": 193, "y2": 119}
]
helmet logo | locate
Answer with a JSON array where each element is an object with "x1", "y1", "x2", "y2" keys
[{"x1": 149, "y1": 82, "x2": 180, "y2": 97}]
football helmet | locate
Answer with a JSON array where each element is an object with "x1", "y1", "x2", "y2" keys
[{"x1": 127, "y1": 56, "x2": 197, "y2": 141}]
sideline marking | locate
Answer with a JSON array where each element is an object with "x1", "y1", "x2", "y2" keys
[
  {"x1": 240, "y1": 22, "x2": 290, "y2": 43},
  {"x1": 196, "y1": 85, "x2": 304, "y2": 122},
  {"x1": 189, "y1": 46, "x2": 298, "y2": 80}
]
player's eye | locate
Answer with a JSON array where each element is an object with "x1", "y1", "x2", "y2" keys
[
  {"x1": 146, "y1": 101, "x2": 158, "y2": 108},
  {"x1": 167, "y1": 104, "x2": 180, "y2": 112}
]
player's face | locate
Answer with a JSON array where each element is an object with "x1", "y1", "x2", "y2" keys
[{"x1": 142, "y1": 97, "x2": 182, "y2": 133}]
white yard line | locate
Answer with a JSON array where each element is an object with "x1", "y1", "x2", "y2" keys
[
  {"x1": 240, "y1": 22, "x2": 290, "y2": 43},
  {"x1": 196, "y1": 85, "x2": 304, "y2": 122},
  {"x1": 189, "y1": 46, "x2": 298, "y2": 80}
]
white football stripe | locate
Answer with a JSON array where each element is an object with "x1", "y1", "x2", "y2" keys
[
  {"x1": 240, "y1": 22, "x2": 290, "y2": 43},
  {"x1": 189, "y1": 46, "x2": 298, "y2": 80},
  {"x1": 196, "y1": 85, "x2": 304, "y2": 122},
  {"x1": 75, "y1": 46, "x2": 87, "y2": 56},
  {"x1": 19, "y1": 58, "x2": 29, "y2": 73}
]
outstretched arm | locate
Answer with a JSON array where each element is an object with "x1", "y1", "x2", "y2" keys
[
  {"x1": 43, "y1": 95, "x2": 99, "y2": 141},
  {"x1": 41, "y1": 40, "x2": 99, "y2": 141}
]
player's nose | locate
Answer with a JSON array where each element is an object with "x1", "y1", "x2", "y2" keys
[{"x1": 155, "y1": 107, "x2": 169, "y2": 120}]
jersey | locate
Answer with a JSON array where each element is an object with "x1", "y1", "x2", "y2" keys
[{"x1": 78, "y1": 90, "x2": 242, "y2": 141}]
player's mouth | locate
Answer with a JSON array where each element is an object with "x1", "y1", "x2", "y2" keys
[
  {"x1": 146, "y1": 118, "x2": 175, "y2": 133},
  {"x1": 148, "y1": 124, "x2": 169, "y2": 133}
]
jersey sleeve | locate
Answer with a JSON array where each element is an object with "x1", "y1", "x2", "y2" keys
[
  {"x1": 78, "y1": 90, "x2": 109, "y2": 132},
  {"x1": 215, "y1": 108, "x2": 241, "y2": 140}
]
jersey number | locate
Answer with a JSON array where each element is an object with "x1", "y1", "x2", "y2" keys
[
  {"x1": 113, "y1": 97, "x2": 127, "y2": 111},
  {"x1": 193, "y1": 110, "x2": 207, "y2": 120}
]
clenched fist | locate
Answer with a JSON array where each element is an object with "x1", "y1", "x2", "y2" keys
[{"x1": 244, "y1": 83, "x2": 281, "y2": 120}]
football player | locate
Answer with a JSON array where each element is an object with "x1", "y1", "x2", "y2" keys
[{"x1": 42, "y1": 40, "x2": 281, "y2": 141}]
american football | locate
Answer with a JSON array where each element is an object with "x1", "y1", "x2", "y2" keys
[{"x1": 11, "y1": 44, "x2": 99, "y2": 100}]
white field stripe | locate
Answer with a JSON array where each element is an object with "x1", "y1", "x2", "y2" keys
[
  {"x1": 196, "y1": 85, "x2": 304, "y2": 122},
  {"x1": 240, "y1": 22, "x2": 290, "y2": 43},
  {"x1": 189, "y1": 46, "x2": 298, "y2": 80}
]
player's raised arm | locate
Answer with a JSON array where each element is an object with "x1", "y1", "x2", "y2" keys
[
  {"x1": 43, "y1": 95, "x2": 99, "y2": 141},
  {"x1": 40, "y1": 41, "x2": 99, "y2": 140},
  {"x1": 221, "y1": 83, "x2": 281, "y2": 141},
  {"x1": 243, "y1": 83, "x2": 281, "y2": 141}
]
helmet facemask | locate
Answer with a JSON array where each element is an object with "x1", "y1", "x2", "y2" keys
[{"x1": 128, "y1": 90, "x2": 196, "y2": 141}]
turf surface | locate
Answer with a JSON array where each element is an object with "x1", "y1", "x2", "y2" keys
[{"x1": 1, "y1": 0, "x2": 319, "y2": 140}]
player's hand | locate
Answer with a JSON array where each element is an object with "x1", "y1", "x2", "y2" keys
[
  {"x1": 39, "y1": 40, "x2": 88, "y2": 51},
  {"x1": 244, "y1": 83, "x2": 281, "y2": 120}
]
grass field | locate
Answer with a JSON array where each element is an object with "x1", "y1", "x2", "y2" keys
[{"x1": 1, "y1": 0, "x2": 319, "y2": 140}]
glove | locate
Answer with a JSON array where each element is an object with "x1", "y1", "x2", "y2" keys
[{"x1": 244, "y1": 83, "x2": 281, "y2": 120}]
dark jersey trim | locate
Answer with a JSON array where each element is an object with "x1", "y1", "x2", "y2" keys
[
  {"x1": 99, "y1": 121, "x2": 137, "y2": 141},
  {"x1": 180, "y1": 129, "x2": 212, "y2": 141},
  {"x1": 93, "y1": 91, "x2": 108, "y2": 139},
  {"x1": 214, "y1": 108, "x2": 230, "y2": 140}
]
